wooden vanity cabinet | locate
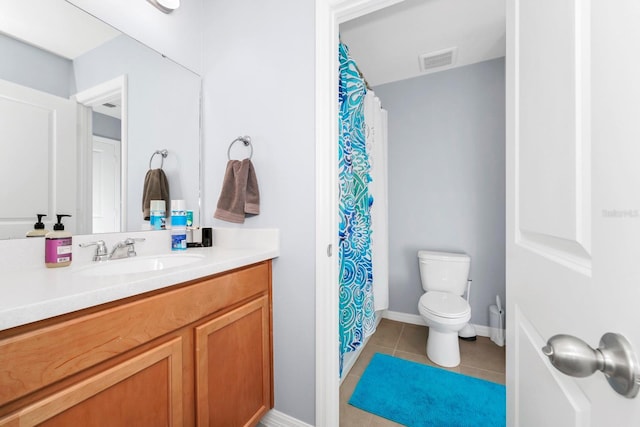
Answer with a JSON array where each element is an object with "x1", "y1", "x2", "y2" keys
[{"x1": 0, "y1": 261, "x2": 273, "y2": 427}]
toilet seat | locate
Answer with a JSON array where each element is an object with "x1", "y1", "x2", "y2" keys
[{"x1": 419, "y1": 291, "x2": 470, "y2": 319}]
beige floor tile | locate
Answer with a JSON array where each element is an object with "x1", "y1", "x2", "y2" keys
[
  {"x1": 340, "y1": 374, "x2": 373, "y2": 426},
  {"x1": 368, "y1": 319, "x2": 404, "y2": 348},
  {"x1": 459, "y1": 365, "x2": 506, "y2": 385},
  {"x1": 392, "y1": 350, "x2": 429, "y2": 366},
  {"x1": 340, "y1": 402, "x2": 373, "y2": 427},
  {"x1": 394, "y1": 324, "x2": 428, "y2": 355},
  {"x1": 340, "y1": 374, "x2": 360, "y2": 403},
  {"x1": 459, "y1": 336, "x2": 506, "y2": 373},
  {"x1": 342, "y1": 374, "x2": 406, "y2": 426},
  {"x1": 369, "y1": 415, "x2": 406, "y2": 426},
  {"x1": 349, "y1": 343, "x2": 394, "y2": 378}
]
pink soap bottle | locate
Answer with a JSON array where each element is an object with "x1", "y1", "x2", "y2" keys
[{"x1": 45, "y1": 214, "x2": 72, "y2": 268}]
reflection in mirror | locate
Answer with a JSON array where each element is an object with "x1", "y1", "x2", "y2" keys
[{"x1": 0, "y1": 0, "x2": 201, "y2": 239}]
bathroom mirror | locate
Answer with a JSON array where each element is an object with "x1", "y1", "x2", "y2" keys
[{"x1": 0, "y1": 0, "x2": 201, "y2": 239}]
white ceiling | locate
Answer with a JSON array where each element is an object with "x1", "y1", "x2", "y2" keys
[
  {"x1": 0, "y1": 0, "x2": 120, "y2": 60},
  {"x1": 339, "y1": 0, "x2": 506, "y2": 87}
]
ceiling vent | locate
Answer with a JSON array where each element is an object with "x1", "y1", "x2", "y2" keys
[{"x1": 419, "y1": 47, "x2": 457, "y2": 73}]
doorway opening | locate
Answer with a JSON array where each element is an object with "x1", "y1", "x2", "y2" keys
[
  {"x1": 315, "y1": 0, "x2": 506, "y2": 424},
  {"x1": 74, "y1": 75, "x2": 128, "y2": 234}
]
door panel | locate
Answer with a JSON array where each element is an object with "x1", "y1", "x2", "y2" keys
[
  {"x1": 514, "y1": 308, "x2": 591, "y2": 426},
  {"x1": 516, "y1": 0, "x2": 591, "y2": 270},
  {"x1": 0, "y1": 79, "x2": 76, "y2": 238},
  {"x1": 508, "y1": 0, "x2": 640, "y2": 425},
  {"x1": 92, "y1": 136, "x2": 121, "y2": 233},
  {"x1": 195, "y1": 296, "x2": 271, "y2": 427}
]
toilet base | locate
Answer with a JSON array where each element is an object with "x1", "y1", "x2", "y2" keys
[{"x1": 426, "y1": 328, "x2": 462, "y2": 368}]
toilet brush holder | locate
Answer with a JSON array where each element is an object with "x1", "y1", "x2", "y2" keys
[{"x1": 489, "y1": 304, "x2": 505, "y2": 346}]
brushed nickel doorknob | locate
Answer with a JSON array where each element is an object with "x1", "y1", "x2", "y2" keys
[{"x1": 542, "y1": 333, "x2": 640, "y2": 398}]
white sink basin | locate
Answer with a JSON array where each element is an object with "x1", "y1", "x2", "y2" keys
[{"x1": 74, "y1": 253, "x2": 205, "y2": 277}]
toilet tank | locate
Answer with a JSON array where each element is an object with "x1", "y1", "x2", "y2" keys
[{"x1": 418, "y1": 250, "x2": 470, "y2": 296}]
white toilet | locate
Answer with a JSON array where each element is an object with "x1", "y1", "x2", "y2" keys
[{"x1": 417, "y1": 250, "x2": 471, "y2": 368}]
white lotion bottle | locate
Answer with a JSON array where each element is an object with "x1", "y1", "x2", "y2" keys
[{"x1": 26, "y1": 214, "x2": 50, "y2": 237}]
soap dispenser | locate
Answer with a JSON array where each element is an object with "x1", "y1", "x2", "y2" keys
[
  {"x1": 26, "y1": 214, "x2": 49, "y2": 237},
  {"x1": 45, "y1": 214, "x2": 72, "y2": 268}
]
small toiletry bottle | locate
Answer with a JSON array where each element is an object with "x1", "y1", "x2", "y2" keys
[
  {"x1": 150, "y1": 200, "x2": 166, "y2": 230},
  {"x1": 185, "y1": 210, "x2": 194, "y2": 243},
  {"x1": 170, "y1": 200, "x2": 187, "y2": 251},
  {"x1": 202, "y1": 227, "x2": 213, "y2": 247},
  {"x1": 45, "y1": 214, "x2": 72, "y2": 268},
  {"x1": 26, "y1": 214, "x2": 50, "y2": 237}
]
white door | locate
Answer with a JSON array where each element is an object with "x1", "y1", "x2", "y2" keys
[
  {"x1": 92, "y1": 136, "x2": 121, "y2": 233},
  {"x1": 507, "y1": 0, "x2": 640, "y2": 425},
  {"x1": 0, "y1": 79, "x2": 76, "y2": 238}
]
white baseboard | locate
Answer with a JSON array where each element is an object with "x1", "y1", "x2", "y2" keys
[
  {"x1": 260, "y1": 409, "x2": 314, "y2": 427},
  {"x1": 382, "y1": 310, "x2": 504, "y2": 340},
  {"x1": 382, "y1": 310, "x2": 426, "y2": 326}
]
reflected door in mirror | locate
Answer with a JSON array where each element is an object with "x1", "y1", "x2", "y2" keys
[
  {"x1": 0, "y1": 79, "x2": 76, "y2": 239},
  {"x1": 92, "y1": 136, "x2": 121, "y2": 233}
]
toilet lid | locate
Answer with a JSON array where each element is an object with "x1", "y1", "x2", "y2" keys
[{"x1": 419, "y1": 291, "x2": 470, "y2": 319}]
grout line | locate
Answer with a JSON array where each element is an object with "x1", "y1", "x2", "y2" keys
[
  {"x1": 392, "y1": 323, "x2": 403, "y2": 356},
  {"x1": 460, "y1": 364, "x2": 506, "y2": 376},
  {"x1": 459, "y1": 363, "x2": 506, "y2": 376}
]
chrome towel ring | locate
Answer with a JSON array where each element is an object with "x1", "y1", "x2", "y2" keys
[
  {"x1": 227, "y1": 136, "x2": 253, "y2": 160},
  {"x1": 149, "y1": 149, "x2": 168, "y2": 169}
]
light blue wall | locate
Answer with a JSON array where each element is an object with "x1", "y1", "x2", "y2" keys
[
  {"x1": 92, "y1": 112, "x2": 121, "y2": 141},
  {"x1": 201, "y1": 0, "x2": 316, "y2": 424},
  {"x1": 73, "y1": 34, "x2": 201, "y2": 231},
  {"x1": 374, "y1": 57, "x2": 506, "y2": 326},
  {"x1": 0, "y1": 33, "x2": 73, "y2": 97}
]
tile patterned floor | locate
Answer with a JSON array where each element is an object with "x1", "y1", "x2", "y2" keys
[{"x1": 340, "y1": 319, "x2": 506, "y2": 426}]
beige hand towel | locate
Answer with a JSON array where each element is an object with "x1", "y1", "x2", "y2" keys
[
  {"x1": 214, "y1": 159, "x2": 260, "y2": 223},
  {"x1": 142, "y1": 169, "x2": 170, "y2": 220}
]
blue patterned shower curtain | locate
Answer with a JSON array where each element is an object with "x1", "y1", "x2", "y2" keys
[{"x1": 338, "y1": 42, "x2": 375, "y2": 375}]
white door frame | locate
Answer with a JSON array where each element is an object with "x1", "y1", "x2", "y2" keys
[
  {"x1": 73, "y1": 75, "x2": 128, "y2": 234},
  {"x1": 314, "y1": 1, "x2": 405, "y2": 425}
]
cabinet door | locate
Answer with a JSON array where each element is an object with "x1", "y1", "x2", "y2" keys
[
  {"x1": 0, "y1": 337, "x2": 183, "y2": 427},
  {"x1": 195, "y1": 296, "x2": 271, "y2": 427}
]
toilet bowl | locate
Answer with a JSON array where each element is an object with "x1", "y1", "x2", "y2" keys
[{"x1": 417, "y1": 250, "x2": 471, "y2": 367}]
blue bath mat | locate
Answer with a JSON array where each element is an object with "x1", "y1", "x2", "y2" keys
[{"x1": 349, "y1": 353, "x2": 505, "y2": 427}]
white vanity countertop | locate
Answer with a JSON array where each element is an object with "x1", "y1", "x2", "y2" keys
[{"x1": 0, "y1": 228, "x2": 279, "y2": 331}]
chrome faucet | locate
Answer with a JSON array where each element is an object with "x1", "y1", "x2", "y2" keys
[
  {"x1": 80, "y1": 238, "x2": 145, "y2": 261},
  {"x1": 79, "y1": 240, "x2": 108, "y2": 261},
  {"x1": 108, "y1": 238, "x2": 146, "y2": 260}
]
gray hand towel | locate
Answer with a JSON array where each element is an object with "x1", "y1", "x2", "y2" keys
[
  {"x1": 214, "y1": 159, "x2": 260, "y2": 223},
  {"x1": 142, "y1": 169, "x2": 170, "y2": 220},
  {"x1": 245, "y1": 160, "x2": 260, "y2": 215}
]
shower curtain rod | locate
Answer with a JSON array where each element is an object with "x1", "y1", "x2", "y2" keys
[{"x1": 357, "y1": 66, "x2": 372, "y2": 91}]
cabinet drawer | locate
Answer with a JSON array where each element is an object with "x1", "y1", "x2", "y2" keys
[
  {"x1": 0, "y1": 261, "x2": 269, "y2": 406},
  {"x1": 0, "y1": 337, "x2": 183, "y2": 427}
]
